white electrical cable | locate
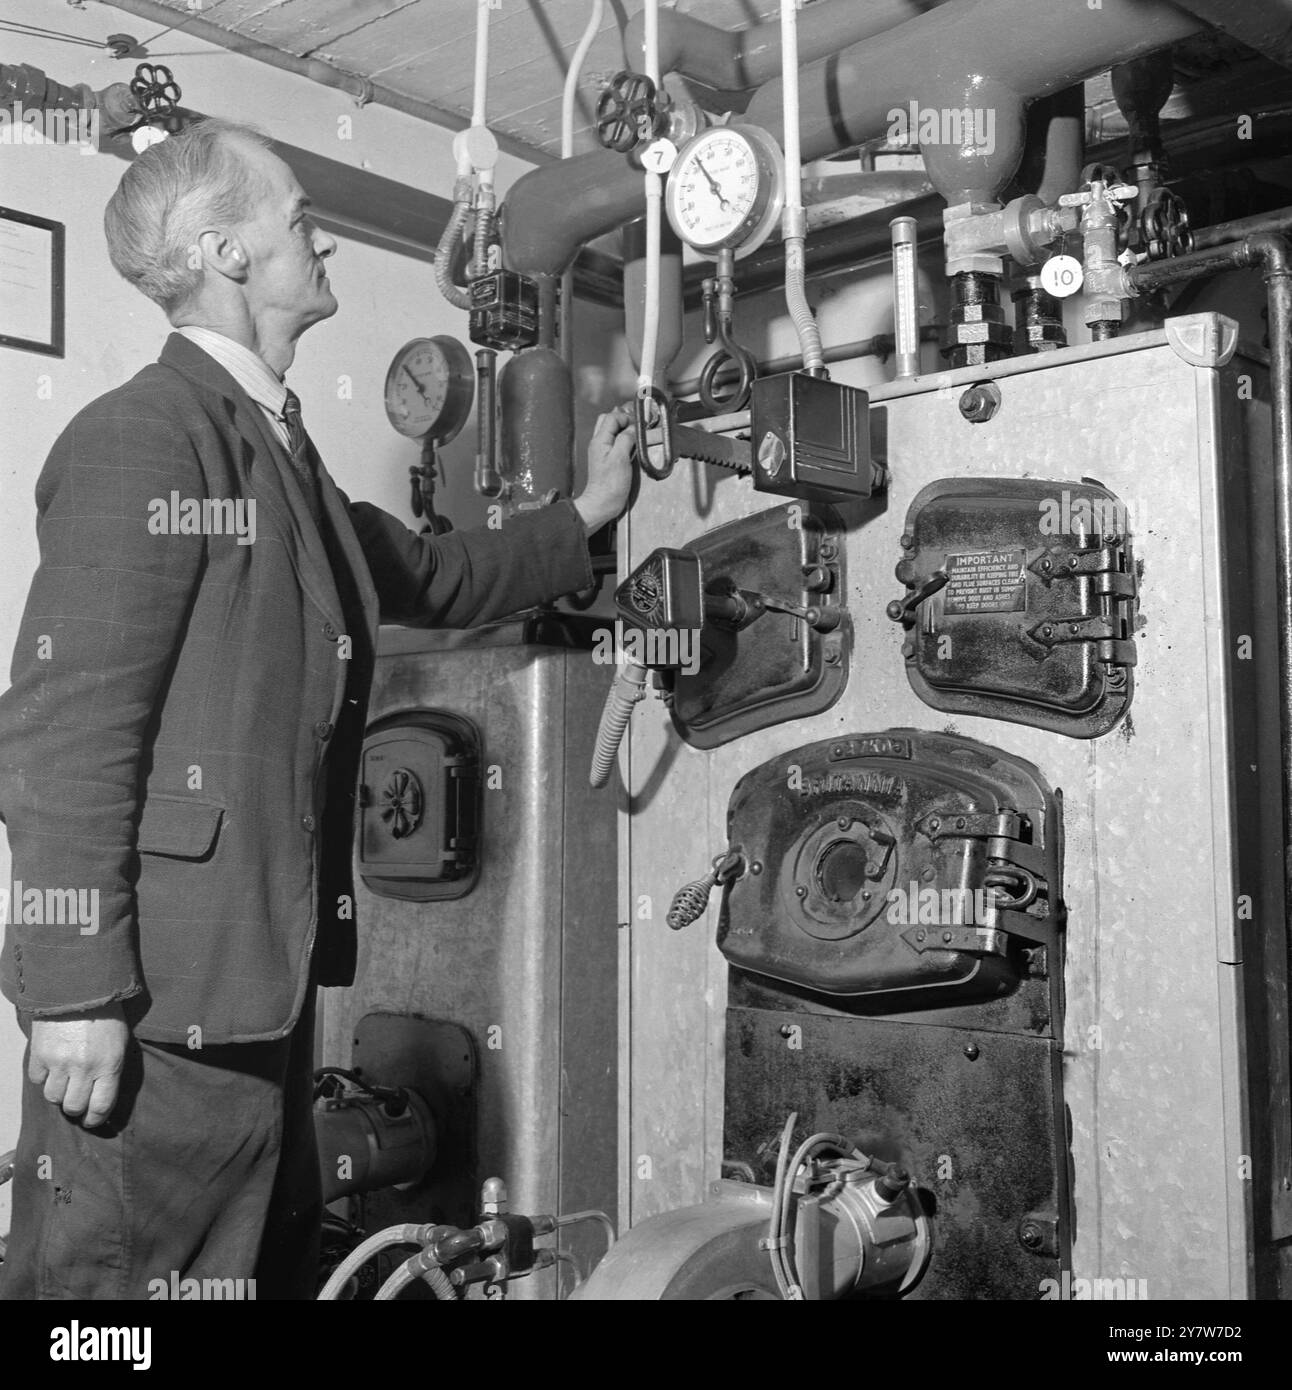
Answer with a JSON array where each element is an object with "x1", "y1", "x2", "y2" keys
[
  {"x1": 780, "y1": 0, "x2": 825, "y2": 373},
  {"x1": 561, "y1": 0, "x2": 604, "y2": 159},
  {"x1": 637, "y1": 0, "x2": 663, "y2": 399}
]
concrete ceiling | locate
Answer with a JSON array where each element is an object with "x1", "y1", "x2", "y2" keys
[{"x1": 130, "y1": 0, "x2": 790, "y2": 160}]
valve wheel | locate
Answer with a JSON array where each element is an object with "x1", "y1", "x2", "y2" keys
[
  {"x1": 596, "y1": 70, "x2": 664, "y2": 154},
  {"x1": 1140, "y1": 187, "x2": 1193, "y2": 262},
  {"x1": 130, "y1": 62, "x2": 182, "y2": 117}
]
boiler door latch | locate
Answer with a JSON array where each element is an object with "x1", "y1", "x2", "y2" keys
[{"x1": 889, "y1": 476, "x2": 1137, "y2": 738}]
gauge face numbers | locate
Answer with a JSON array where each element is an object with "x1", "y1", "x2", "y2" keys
[
  {"x1": 665, "y1": 125, "x2": 784, "y2": 257},
  {"x1": 383, "y1": 336, "x2": 474, "y2": 441}
]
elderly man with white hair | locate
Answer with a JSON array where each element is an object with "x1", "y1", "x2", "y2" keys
[{"x1": 0, "y1": 118, "x2": 633, "y2": 1300}]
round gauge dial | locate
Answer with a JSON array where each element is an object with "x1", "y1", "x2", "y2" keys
[
  {"x1": 665, "y1": 124, "x2": 785, "y2": 258},
  {"x1": 383, "y1": 335, "x2": 474, "y2": 442}
]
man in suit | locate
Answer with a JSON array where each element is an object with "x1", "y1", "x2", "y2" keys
[{"x1": 0, "y1": 117, "x2": 634, "y2": 1299}]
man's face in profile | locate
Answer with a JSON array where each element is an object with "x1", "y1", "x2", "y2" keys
[{"x1": 232, "y1": 139, "x2": 339, "y2": 337}]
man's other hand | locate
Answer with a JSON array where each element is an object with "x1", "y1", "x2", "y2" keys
[
  {"x1": 574, "y1": 404, "x2": 636, "y2": 533},
  {"x1": 29, "y1": 1003, "x2": 129, "y2": 1128}
]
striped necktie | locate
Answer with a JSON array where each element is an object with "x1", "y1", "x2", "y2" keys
[{"x1": 281, "y1": 387, "x2": 322, "y2": 523}]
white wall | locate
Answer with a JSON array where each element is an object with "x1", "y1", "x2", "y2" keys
[{"x1": 0, "y1": 0, "x2": 631, "y2": 1228}]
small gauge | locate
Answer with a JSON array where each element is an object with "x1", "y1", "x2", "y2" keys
[
  {"x1": 384, "y1": 335, "x2": 474, "y2": 442},
  {"x1": 665, "y1": 123, "x2": 785, "y2": 259}
]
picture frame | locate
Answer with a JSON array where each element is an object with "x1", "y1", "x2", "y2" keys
[{"x1": 0, "y1": 205, "x2": 65, "y2": 358}]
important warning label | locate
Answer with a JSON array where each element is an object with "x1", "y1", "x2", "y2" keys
[{"x1": 942, "y1": 549, "x2": 1027, "y2": 615}]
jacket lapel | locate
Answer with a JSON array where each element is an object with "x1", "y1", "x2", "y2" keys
[
  {"x1": 313, "y1": 442, "x2": 380, "y2": 657},
  {"x1": 158, "y1": 333, "x2": 351, "y2": 634}
]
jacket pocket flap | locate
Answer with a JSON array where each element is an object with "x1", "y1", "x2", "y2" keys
[{"x1": 137, "y1": 793, "x2": 225, "y2": 859}]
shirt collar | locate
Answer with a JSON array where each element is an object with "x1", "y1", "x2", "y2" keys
[{"x1": 175, "y1": 325, "x2": 290, "y2": 419}]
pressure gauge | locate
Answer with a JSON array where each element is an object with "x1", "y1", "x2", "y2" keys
[
  {"x1": 665, "y1": 123, "x2": 785, "y2": 259},
  {"x1": 383, "y1": 335, "x2": 474, "y2": 442}
]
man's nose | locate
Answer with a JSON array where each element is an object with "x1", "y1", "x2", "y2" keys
[{"x1": 313, "y1": 226, "x2": 337, "y2": 260}]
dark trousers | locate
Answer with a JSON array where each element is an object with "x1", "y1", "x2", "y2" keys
[{"x1": 0, "y1": 987, "x2": 320, "y2": 1301}]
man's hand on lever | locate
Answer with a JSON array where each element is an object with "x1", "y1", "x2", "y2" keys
[
  {"x1": 29, "y1": 1003, "x2": 129, "y2": 1128},
  {"x1": 574, "y1": 404, "x2": 636, "y2": 533}
]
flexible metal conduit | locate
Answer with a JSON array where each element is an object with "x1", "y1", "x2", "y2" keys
[
  {"x1": 503, "y1": 0, "x2": 1204, "y2": 279},
  {"x1": 1126, "y1": 231, "x2": 1292, "y2": 963}
]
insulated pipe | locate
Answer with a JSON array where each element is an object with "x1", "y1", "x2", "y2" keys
[
  {"x1": 1126, "y1": 234, "x2": 1292, "y2": 959},
  {"x1": 502, "y1": 0, "x2": 1203, "y2": 279},
  {"x1": 1016, "y1": 86, "x2": 1085, "y2": 206},
  {"x1": 744, "y1": 0, "x2": 1200, "y2": 164},
  {"x1": 1169, "y1": 0, "x2": 1292, "y2": 72},
  {"x1": 622, "y1": 0, "x2": 937, "y2": 97}
]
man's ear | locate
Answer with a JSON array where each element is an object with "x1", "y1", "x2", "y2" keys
[{"x1": 196, "y1": 229, "x2": 248, "y2": 281}]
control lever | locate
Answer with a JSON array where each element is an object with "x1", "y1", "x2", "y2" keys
[{"x1": 886, "y1": 569, "x2": 949, "y2": 624}]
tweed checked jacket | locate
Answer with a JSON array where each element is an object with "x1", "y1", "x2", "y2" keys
[{"x1": 0, "y1": 332, "x2": 593, "y2": 1043}]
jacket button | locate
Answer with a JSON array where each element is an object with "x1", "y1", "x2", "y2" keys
[
  {"x1": 322, "y1": 622, "x2": 337, "y2": 639},
  {"x1": 314, "y1": 720, "x2": 333, "y2": 739},
  {"x1": 301, "y1": 814, "x2": 316, "y2": 832}
]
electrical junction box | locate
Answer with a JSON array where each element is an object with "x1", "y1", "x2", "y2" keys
[
  {"x1": 889, "y1": 476, "x2": 1137, "y2": 737},
  {"x1": 715, "y1": 729, "x2": 1063, "y2": 1007},
  {"x1": 750, "y1": 371, "x2": 880, "y2": 502}
]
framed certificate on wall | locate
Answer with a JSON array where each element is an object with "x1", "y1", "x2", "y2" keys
[{"x1": 0, "y1": 207, "x2": 65, "y2": 358}]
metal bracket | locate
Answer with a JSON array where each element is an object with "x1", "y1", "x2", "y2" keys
[
  {"x1": 901, "y1": 925, "x2": 1009, "y2": 956},
  {"x1": 1028, "y1": 544, "x2": 1125, "y2": 583}
]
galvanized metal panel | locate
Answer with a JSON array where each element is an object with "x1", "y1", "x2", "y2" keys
[
  {"x1": 321, "y1": 622, "x2": 616, "y2": 1298},
  {"x1": 619, "y1": 319, "x2": 1287, "y2": 1299}
]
